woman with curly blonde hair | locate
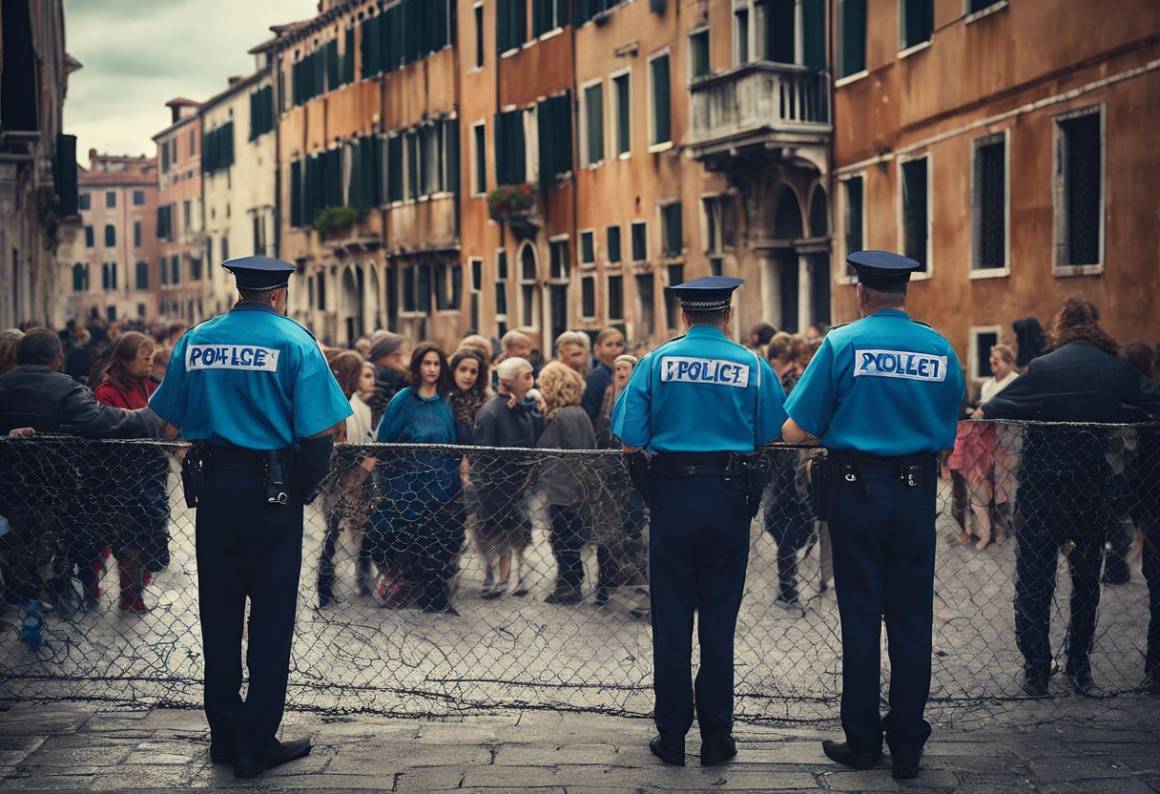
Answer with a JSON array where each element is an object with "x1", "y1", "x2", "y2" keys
[{"x1": 536, "y1": 361, "x2": 597, "y2": 604}]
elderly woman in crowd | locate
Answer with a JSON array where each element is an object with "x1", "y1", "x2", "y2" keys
[
  {"x1": 91, "y1": 331, "x2": 171, "y2": 613},
  {"x1": 473, "y1": 356, "x2": 542, "y2": 599},
  {"x1": 367, "y1": 332, "x2": 408, "y2": 426},
  {"x1": 948, "y1": 343, "x2": 1019, "y2": 550},
  {"x1": 369, "y1": 343, "x2": 464, "y2": 615},
  {"x1": 458, "y1": 334, "x2": 495, "y2": 366},
  {"x1": 317, "y1": 351, "x2": 375, "y2": 608},
  {"x1": 536, "y1": 362, "x2": 598, "y2": 605}
]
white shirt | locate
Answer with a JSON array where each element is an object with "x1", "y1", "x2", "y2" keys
[
  {"x1": 345, "y1": 393, "x2": 374, "y2": 443},
  {"x1": 980, "y1": 370, "x2": 1018, "y2": 405}
]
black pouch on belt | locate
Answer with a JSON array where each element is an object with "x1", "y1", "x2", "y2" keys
[
  {"x1": 742, "y1": 451, "x2": 772, "y2": 519},
  {"x1": 180, "y1": 443, "x2": 205, "y2": 509},
  {"x1": 626, "y1": 451, "x2": 652, "y2": 509},
  {"x1": 807, "y1": 451, "x2": 836, "y2": 521}
]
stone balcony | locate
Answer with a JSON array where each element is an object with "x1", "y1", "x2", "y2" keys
[{"x1": 687, "y1": 62, "x2": 831, "y2": 169}]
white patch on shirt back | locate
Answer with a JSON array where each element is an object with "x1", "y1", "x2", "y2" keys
[
  {"x1": 660, "y1": 356, "x2": 750, "y2": 388},
  {"x1": 853, "y1": 349, "x2": 947, "y2": 382},
  {"x1": 186, "y1": 344, "x2": 280, "y2": 372}
]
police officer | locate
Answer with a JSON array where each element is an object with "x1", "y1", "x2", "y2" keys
[
  {"x1": 781, "y1": 251, "x2": 962, "y2": 781},
  {"x1": 149, "y1": 256, "x2": 351, "y2": 779},
  {"x1": 612, "y1": 276, "x2": 787, "y2": 767}
]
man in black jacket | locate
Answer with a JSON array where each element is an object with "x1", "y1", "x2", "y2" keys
[
  {"x1": 983, "y1": 299, "x2": 1160, "y2": 697},
  {"x1": 0, "y1": 329, "x2": 161, "y2": 612}
]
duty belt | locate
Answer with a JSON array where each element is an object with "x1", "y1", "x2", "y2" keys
[{"x1": 650, "y1": 451, "x2": 747, "y2": 478}]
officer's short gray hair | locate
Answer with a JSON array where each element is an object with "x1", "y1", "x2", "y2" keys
[{"x1": 495, "y1": 356, "x2": 532, "y2": 385}]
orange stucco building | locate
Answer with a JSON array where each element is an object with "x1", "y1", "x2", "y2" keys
[{"x1": 153, "y1": 98, "x2": 206, "y2": 322}]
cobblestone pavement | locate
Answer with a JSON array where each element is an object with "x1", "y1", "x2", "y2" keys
[{"x1": 1, "y1": 698, "x2": 1158, "y2": 792}]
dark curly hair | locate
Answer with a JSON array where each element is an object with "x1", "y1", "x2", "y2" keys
[
  {"x1": 1049, "y1": 298, "x2": 1118, "y2": 356},
  {"x1": 408, "y1": 341, "x2": 452, "y2": 395}
]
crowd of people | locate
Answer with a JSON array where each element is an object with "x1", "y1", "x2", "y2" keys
[{"x1": 1, "y1": 300, "x2": 1159, "y2": 693}]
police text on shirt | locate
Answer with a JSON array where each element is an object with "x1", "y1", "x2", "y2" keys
[
  {"x1": 186, "y1": 344, "x2": 280, "y2": 372},
  {"x1": 660, "y1": 356, "x2": 750, "y2": 388},
  {"x1": 852, "y1": 349, "x2": 947, "y2": 382}
]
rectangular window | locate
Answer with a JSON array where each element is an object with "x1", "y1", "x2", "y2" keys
[
  {"x1": 79, "y1": 193, "x2": 90, "y2": 210},
  {"x1": 495, "y1": 249, "x2": 509, "y2": 317},
  {"x1": 660, "y1": 202, "x2": 682, "y2": 257},
  {"x1": 613, "y1": 72, "x2": 631, "y2": 156},
  {"x1": 474, "y1": 3, "x2": 485, "y2": 68},
  {"x1": 839, "y1": 0, "x2": 867, "y2": 77},
  {"x1": 735, "y1": 7, "x2": 750, "y2": 65},
  {"x1": 969, "y1": 327, "x2": 1000, "y2": 382},
  {"x1": 133, "y1": 220, "x2": 141, "y2": 248},
  {"x1": 900, "y1": 156, "x2": 929, "y2": 272},
  {"x1": 972, "y1": 133, "x2": 1006, "y2": 270},
  {"x1": 581, "y1": 275, "x2": 596, "y2": 319},
  {"x1": 636, "y1": 273, "x2": 655, "y2": 338},
  {"x1": 968, "y1": 0, "x2": 1004, "y2": 12},
  {"x1": 387, "y1": 135, "x2": 404, "y2": 202},
  {"x1": 182, "y1": 200, "x2": 192, "y2": 232},
  {"x1": 549, "y1": 237, "x2": 570, "y2": 280},
  {"x1": 841, "y1": 174, "x2": 864, "y2": 275},
  {"x1": 472, "y1": 123, "x2": 486, "y2": 195},
  {"x1": 132, "y1": 190, "x2": 145, "y2": 206},
  {"x1": 709, "y1": 256, "x2": 723, "y2": 276},
  {"x1": 104, "y1": 224, "x2": 116, "y2": 247},
  {"x1": 497, "y1": 0, "x2": 528, "y2": 54},
  {"x1": 537, "y1": 92, "x2": 572, "y2": 181},
  {"x1": 249, "y1": 85, "x2": 275, "y2": 140},
  {"x1": 533, "y1": 0, "x2": 563, "y2": 36},
  {"x1": 495, "y1": 108, "x2": 527, "y2": 185},
  {"x1": 607, "y1": 274, "x2": 624, "y2": 321},
  {"x1": 607, "y1": 225, "x2": 622, "y2": 264},
  {"x1": 664, "y1": 264, "x2": 684, "y2": 329},
  {"x1": 84, "y1": 225, "x2": 94, "y2": 247},
  {"x1": 900, "y1": 0, "x2": 934, "y2": 50},
  {"x1": 580, "y1": 230, "x2": 596, "y2": 265},
  {"x1": 649, "y1": 53, "x2": 672, "y2": 146},
  {"x1": 170, "y1": 255, "x2": 181, "y2": 285},
  {"x1": 690, "y1": 28, "x2": 710, "y2": 79},
  {"x1": 583, "y1": 81, "x2": 605, "y2": 166},
  {"x1": 106, "y1": 191, "x2": 116, "y2": 208},
  {"x1": 630, "y1": 220, "x2": 648, "y2": 262},
  {"x1": 1055, "y1": 107, "x2": 1103, "y2": 268}
]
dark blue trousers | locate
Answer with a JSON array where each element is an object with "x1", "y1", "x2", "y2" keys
[
  {"x1": 196, "y1": 458, "x2": 302, "y2": 761},
  {"x1": 649, "y1": 474, "x2": 750, "y2": 739},
  {"x1": 828, "y1": 461, "x2": 936, "y2": 763}
]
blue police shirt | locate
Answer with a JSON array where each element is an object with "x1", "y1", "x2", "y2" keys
[
  {"x1": 611, "y1": 324, "x2": 787, "y2": 454},
  {"x1": 784, "y1": 309, "x2": 963, "y2": 456},
  {"x1": 149, "y1": 303, "x2": 352, "y2": 450}
]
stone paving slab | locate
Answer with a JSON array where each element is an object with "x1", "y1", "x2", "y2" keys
[{"x1": 2, "y1": 700, "x2": 1160, "y2": 792}]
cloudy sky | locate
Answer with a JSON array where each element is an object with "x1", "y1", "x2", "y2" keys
[{"x1": 64, "y1": 0, "x2": 317, "y2": 160}]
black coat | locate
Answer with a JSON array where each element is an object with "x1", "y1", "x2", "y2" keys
[
  {"x1": 983, "y1": 340, "x2": 1160, "y2": 423},
  {"x1": 0, "y1": 365, "x2": 157, "y2": 438}
]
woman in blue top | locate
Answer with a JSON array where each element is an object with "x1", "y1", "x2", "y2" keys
[{"x1": 370, "y1": 342, "x2": 463, "y2": 615}]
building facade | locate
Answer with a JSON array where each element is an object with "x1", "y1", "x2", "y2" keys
[
  {"x1": 0, "y1": 0, "x2": 79, "y2": 328},
  {"x1": 56, "y1": 151, "x2": 159, "y2": 323},
  {"x1": 200, "y1": 69, "x2": 278, "y2": 316},
  {"x1": 830, "y1": 0, "x2": 1160, "y2": 384},
  {"x1": 153, "y1": 98, "x2": 206, "y2": 322}
]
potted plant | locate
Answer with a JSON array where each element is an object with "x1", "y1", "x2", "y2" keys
[
  {"x1": 314, "y1": 205, "x2": 359, "y2": 239},
  {"x1": 487, "y1": 184, "x2": 539, "y2": 238}
]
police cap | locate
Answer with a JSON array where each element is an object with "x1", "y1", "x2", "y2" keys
[
  {"x1": 667, "y1": 276, "x2": 744, "y2": 312},
  {"x1": 223, "y1": 256, "x2": 295, "y2": 291},
  {"x1": 847, "y1": 250, "x2": 920, "y2": 293}
]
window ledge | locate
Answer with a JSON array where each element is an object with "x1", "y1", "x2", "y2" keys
[
  {"x1": 835, "y1": 69, "x2": 869, "y2": 88},
  {"x1": 584, "y1": 160, "x2": 605, "y2": 170},
  {"x1": 648, "y1": 141, "x2": 674, "y2": 154},
  {"x1": 909, "y1": 269, "x2": 933, "y2": 282},
  {"x1": 580, "y1": 261, "x2": 597, "y2": 269},
  {"x1": 969, "y1": 266, "x2": 1010, "y2": 280},
  {"x1": 538, "y1": 27, "x2": 564, "y2": 42},
  {"x1": 617, "y1": 151, "x2": 631, "y2": 160},
  {"x1": 1053, "y1": 263, "x2": 1105, "y2": 277},
  {"x1": 897, "y1": 40, "x2": 932, "y2": 60},
  {"x1": 499, "y1": 47, "x2": 520, "y2": 59},
  {"x1": 965, "y1": 0, "x2": 1009, "y2": 25}
]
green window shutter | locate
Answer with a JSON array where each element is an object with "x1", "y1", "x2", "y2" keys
[
  {"x1": 290, "y1": 160, "x2": 302, "y2": 227},
  {"x1": 663, "y1": 202, "x2": 682, "y2": 256},
  {"x1": 387, "y1": 135, "x2": 403, "y2": 202},
  {"x1": 537, "y1": 99, "x2": 552, "y2": 183},
  {"x1": 444, "y1": 119, "x2": 460, "y2": 197},
  {"x1": 615, "y1": 74, "x2": 630, "y2": 155},
  {"x1": 651, "y1": 55, "x2": 671, "y2": 145},
  {"x1": 347, "y1": 141, "x2": 362, "y2": 209},
  {"x1": 585, "y1": 83, "x2": 603, "y2": 164},
  {"x1": 362, "y1": 15, "x2": 381, "y2": 77},
  {"x1": 384, "y1": 5, "x2": 403, "y2": 71},
  {"x1": 840, "y1": 0, "x2": 866, "y2": 77},
  {"x1": 325, "y1": 39, "x2": 339, "y2": 91},
  {"x1": 903, "y1": 0, "x2": 933, "y2": 49},
  {"x1": 407, "y1": 131, "x2": 419, "y2": 199},
  {"x1": 496, "y1": 112, "x2": 508, "y2": 185},
  {"x1": 342, "y1": 28, "x2": 354, "y2": 84},
  {"x1": 802, "y1": 0, "x2": 825, "y2": 69}
]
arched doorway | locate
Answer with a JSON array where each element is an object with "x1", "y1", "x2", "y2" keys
[
  {"x1": 806, "y1": 185, "x2": 831, "y2": 327},
  {"x1": 516, "y1": 241, "x2": 541, "y2": 345},
  {"x1": 763, "y1": 185, "x2": 805, "y2": 332},
  {"x1": 340, "y1": 265, "x2": 364, "y2": 347}
]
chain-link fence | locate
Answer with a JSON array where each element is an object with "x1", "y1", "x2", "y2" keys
[{"x1": 1, "y1": 421, "x2": 1157, "y2": 726}]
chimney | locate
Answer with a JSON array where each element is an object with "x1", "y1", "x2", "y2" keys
[
  {"x1": 228, "y1": 75, "x2": 243, "y2": 87},
  {"x1": 88, "y1": 148, "x2": 97, "y2": 167}
]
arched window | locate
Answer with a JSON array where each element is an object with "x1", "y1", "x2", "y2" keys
[
  {"x1": 135, "y1": 261, "x2": 149, "y2": 290},
  {"x1": 808, "y1": 186, "x2": 828, "y2": 238},
  {"x1": 771, "y1": 185, "x2": 803, "y2": 241},
  {"x1": 72, "y1": 263, "x2": 87, "y2": 292},
  {"x1": 518, "y1": 242, "x2": 540, "y2": 330},
  {"x1": 104, "y1": 224, "x2": 116, "y2": 247}
]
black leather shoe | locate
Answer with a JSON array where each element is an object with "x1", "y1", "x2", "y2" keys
[
  {"x1": 649, "y1": 733, "x2": 685, "y2": 766},
  {"x1": 209, "y1": 744, "x2": 234, "y2": 765},
  {"x1": 1022, "y1": 669, "x2": 1051, "y2": 698},
  {"x1": 234, "y1": 737, "x2": 312, "y2": 779},
  {"x1": 892, "y1": 759, "x2": 920, "y2": 780},
  {"x1": 822, "y1": 740, "x2": 881, "y2": 770},
  {"x1": 1068, "y1": 670, "x2": 1094, "y2": 696},
  {"x1": 700, "y1": 734, "x2": 737, "y2": 767}
]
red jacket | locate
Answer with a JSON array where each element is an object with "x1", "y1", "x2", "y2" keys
[{"x1": 93, "y1": 377, "x2": 157, "y2": 410}]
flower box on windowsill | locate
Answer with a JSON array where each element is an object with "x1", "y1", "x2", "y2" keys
[{"x1": 487, "y1": 184, "x2": 540, "y2": 240}]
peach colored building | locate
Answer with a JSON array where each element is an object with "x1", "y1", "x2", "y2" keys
[
  {"x1": 153, "y1": 98, "x2": 206, "y2": 322},
  {"x1": 56, "y1": 151, "x2": 159, "y2": 323},
  {"x1": 829, "y1": 0, "x2": 1160, "y2": 385}
]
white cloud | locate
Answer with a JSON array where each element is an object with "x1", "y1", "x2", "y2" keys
[{"x1": 63, "y1": 0, "x2": 317, "y2": 159}]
